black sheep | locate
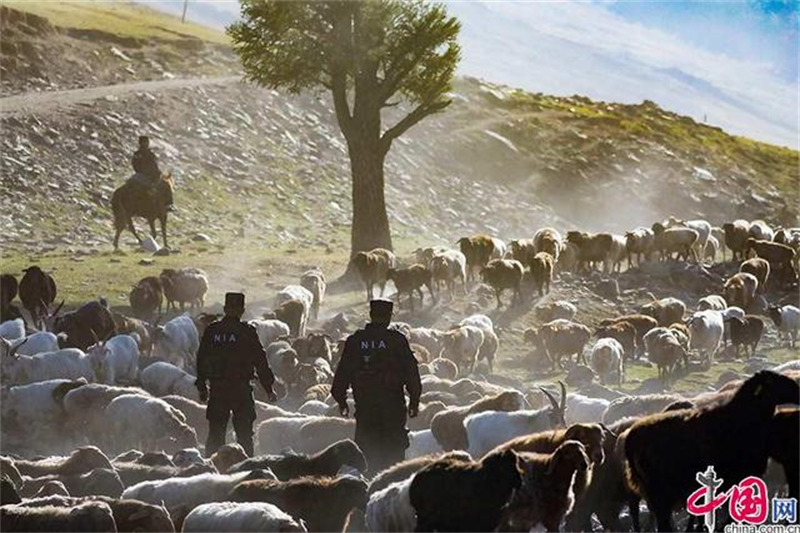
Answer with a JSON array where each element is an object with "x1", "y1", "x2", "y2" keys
[
  {"x1": 228, "y1": 439, "x2": 366, "y2": 479},
  {"x1": 725, "y1": 315, "x2": 765, "y2": 357},
  {"x1": 409, "y1": 449, "x2": 523, "y2": 532},
  {"x1": 18, "y1": 265, "x2": 57, "y2": 329},
  {"x1": 623, "y1": 371, "x2": 800, "y2": 532},
  {"x1": 768, "y1": 407, "x2": 799, "y2": 499},
  {"x1": 229, "y1": 475, "x2": 368, "y2": 532},
  {"x1": 53, "y1": 300, "x2": 116, "y2": 351}
]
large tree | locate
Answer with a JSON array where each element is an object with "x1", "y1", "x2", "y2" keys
[{"x1": 228, "y1": 0, "x2": 460, "y2": 256}]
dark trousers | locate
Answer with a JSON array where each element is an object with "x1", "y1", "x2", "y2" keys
[
  {"x1": 205, "y1": 382, "x2": 256, "y2": 457},
  {"x1": 355, "y1": 410, "x2": 408, "y2": 475}
]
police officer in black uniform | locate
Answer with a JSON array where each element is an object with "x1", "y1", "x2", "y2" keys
[
  {"x1": 195, "y1": 292, "x2": 276, "y2": 457},
  {"x1": 331, "y1": 299, "x2": 422, "y2": 474}
]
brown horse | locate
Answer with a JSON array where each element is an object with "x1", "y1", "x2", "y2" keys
[{"x1": 112, "y1": 173, "x2": 174, "y2": 250}]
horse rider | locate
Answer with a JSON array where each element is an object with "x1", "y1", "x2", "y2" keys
[
  {"x1": 331, "y1": 299, "x2": 422, "y2": 474},
  {"x1": 131, "y1": 135, "x2": 174, "y2": 211},
  {"x1": 195, "y1": 292, "x2": 277, "y2": 457}
]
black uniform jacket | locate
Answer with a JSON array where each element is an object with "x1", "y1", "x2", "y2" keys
[
  {"x1": 331, "y1": 323, "x2": 421, "y2": 418},
  {"x1": 196, "y1": 316, "x2": 275, "y2": 394}
]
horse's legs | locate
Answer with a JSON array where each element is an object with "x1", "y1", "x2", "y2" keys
[
  {"x1": 128, "y1": 219, "x2": 142, "y2": 243},
  {"x1": 148, "y1": 219, "x2": 157, "y2": 239},
  {"x1": 113, "y1": 227, "x2": 122, "y2": 250},
  {"x1": 160, "y1": 216, "x2": 168, "y2": 249}
]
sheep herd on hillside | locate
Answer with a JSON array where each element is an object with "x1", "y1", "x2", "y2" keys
[{"x1": 0, "y1": 216, "x2": 798, "y2": 532}]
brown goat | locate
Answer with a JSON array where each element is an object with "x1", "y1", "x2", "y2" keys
[
  {"x1": 386, "y1": 264, "x2": 433, "y2": 311},
  {"x1": 497, "y1": 442, "x2": 590, "y2": 532},
  {"x1": 526, "y1": 319, "x2": 592, "y2": 369},
  {"x1": 529, "y1": 252, "x2": 555, "y2": 297},
  {"x1": 739, "y1": 257, "x2": 770, "y2": 293},
  {"x1": 457, "y1": 235, "x2": 496, "y2": 283},
  {"x1": 723, "y1": 272, "x2": 759, "y2": 310},
  {"x1": 481, "y1": 259, "x2": 524, "y2": 308},
  {"x1": 352, "y1": 248, "x2": 396, "y2": 302},
  {"x1": 723, "y1": 220, "x2": 750, "y2": 261},
  {"x1": 566, "y1": 231, "x2": 613, "y2": 272},
  {"x1": 595, "y1": 320, "x2": 637, "y2": 361}
]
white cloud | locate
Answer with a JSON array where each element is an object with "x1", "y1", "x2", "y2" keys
[{"x1": 448, "y1": 1, "x2": 798, "y2": 147}]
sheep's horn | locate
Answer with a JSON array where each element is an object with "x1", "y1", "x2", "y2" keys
[
  {"x1": 90, "y1": 328, "x2": 100, "y2": 346},
  {"x1": 8, "y1": 337, "x2": 28, "y2": 358},
  {"x1": 538, "y1": 386, "x2": 560, "y2": 411},
  {"x1": 50, "y1": 300, "x2": 65, "y2": 318},
  {"x1": 558, "y1": 381, "x2": 567, "y2": 411}
]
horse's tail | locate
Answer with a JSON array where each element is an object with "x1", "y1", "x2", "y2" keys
[{"x1": 111, "y1": 188, "x2": 129, "y2": 231}]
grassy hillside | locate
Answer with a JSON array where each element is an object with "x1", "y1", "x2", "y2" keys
[{"x1": 4, "y1": 1, "x2": 227, "y2": 44}]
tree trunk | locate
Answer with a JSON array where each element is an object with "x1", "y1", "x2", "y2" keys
[{"x1": 348, "y1": 138, "x2": 392, "y2": 257}]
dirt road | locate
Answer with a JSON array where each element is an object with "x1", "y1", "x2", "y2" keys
[{"x1": 0, "y1": 76, "x2": 240, "y2": 118}]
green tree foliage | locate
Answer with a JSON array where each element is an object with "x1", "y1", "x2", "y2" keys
[{"x1": 229, "y1": 0, "x2": 460, "y2": 255}]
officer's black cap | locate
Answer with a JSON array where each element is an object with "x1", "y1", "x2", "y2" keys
[
  {"x1": 138, "y1": 135, "x2": 149, "y2": 143},
  {"x1": 369, "y1": 299, "x2": 393, "y2": 315},
  {"x1": 225, "y1": 292, "x2": 245, "y2": 309}
]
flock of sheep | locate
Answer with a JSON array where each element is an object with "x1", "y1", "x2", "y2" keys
[{"x1": 0, "y1": 215, "x2": 798, "y2": 532}]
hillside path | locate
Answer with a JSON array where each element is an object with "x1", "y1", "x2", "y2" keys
[{"x1": 0, "y1": 76, "x2": 240, "y2": 118}]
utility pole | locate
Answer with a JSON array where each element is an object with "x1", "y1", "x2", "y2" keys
[{"x1": 181, "y1": 0, "x2": 189, "y2": 23}]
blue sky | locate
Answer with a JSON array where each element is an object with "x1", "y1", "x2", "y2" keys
[{"x1": 156, "y1": 0, "x2": 799, "y2": 147}]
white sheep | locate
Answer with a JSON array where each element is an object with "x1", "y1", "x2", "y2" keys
[
  {"x1": 720, "y1": 306, "x2": 746, "y2": 346},
  {"x1": 768, "y1": 305, "x2": 800, "y2": 348},
  {"x1": 1, "y1": 344, "x2": 95, "y2": 385},
  {"x1": 458, "y1": 314, "x2": 499, "y2": 372},
  {"x1": 1, "y1": 379, "x2": 83, "y2": 455},
  {"x1": 152, "y1": 314, "x2": 200, "y2": 372},
  {"x1": 748, "y1": 220, "x2": 774, "y2": 242},
  {"x1": 704, "y1": 235, "x2": 719, "y2": 264},
  {"x1": 104, "y1": 393, "x2": 198, "y2": 453},
  {"x1": 300, "y1": 268, "x2": 326, "y2": 322},
  {"x1": 667, "y1": 218, "x2": 711, "y2": 261},
  {"x1": 10, "y1": 332, "x2": 59, "y2": 355},
  {"x1": 183, "y1": 501, "x2": 307, "y2": 532},
  {"x1": 86, "y1": 334, "x2": 140, "y2": 385},
  {"x1": 255, "y1": 416, "x2": 319, "y2": 454},
  {"x1": 250, "y1": 319, "x2": 291, "y2": 348},
  {"x1": 465, "y1": 406, "x2": 563, "y2": 458},
  {"x1": 366, "y1": 475, "x2": 416, "y2": 532},
  {"x1": 687, "y1": 310, "x2": 724, "y2": 363},
  {"x1": 298, "y1": 400, "x2": 330, "y2": 416},
  {"x1": 274, "y1": 285, "x2": 314, "y2": 337},
  {"x1": 429, "y1": 250, "x2": 467, "y2": 298},
  {"x1": 490, "y1": 238, "x2": 508, "y2": 260},
  {"x1": 408, "y1": 328, "x2": 446, "y2": 360},
  {"x1": 140, "y1": 361, "x2": 200, "y2": 401},
  {"x1": 407, "y1": 430, "x2": 444, "y2": 459},
  {"x1": 441, "y1": 325, "x2": 484, "y2": 376},
  {"x1": 122, "y1": 469, "x2": 276, "y2": 511},
  {"x1": 697, "y1": 295, "x2": 727, "y2": 312},
  {"x1": 604, "y1": 234, "x2": 627, "y2": 273},
  {"x1": 565, "y1": 394, "x2": 610, "y2": 425},
  {"x1": 0, "y1": 318, "x2": 25, "y2": 341},
  {"x1": 62, "y1": 383, "x2": 144, "y2": 444},
  {"x1": 589, "y1": 338, "x2": 624, "y2": 385}
]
